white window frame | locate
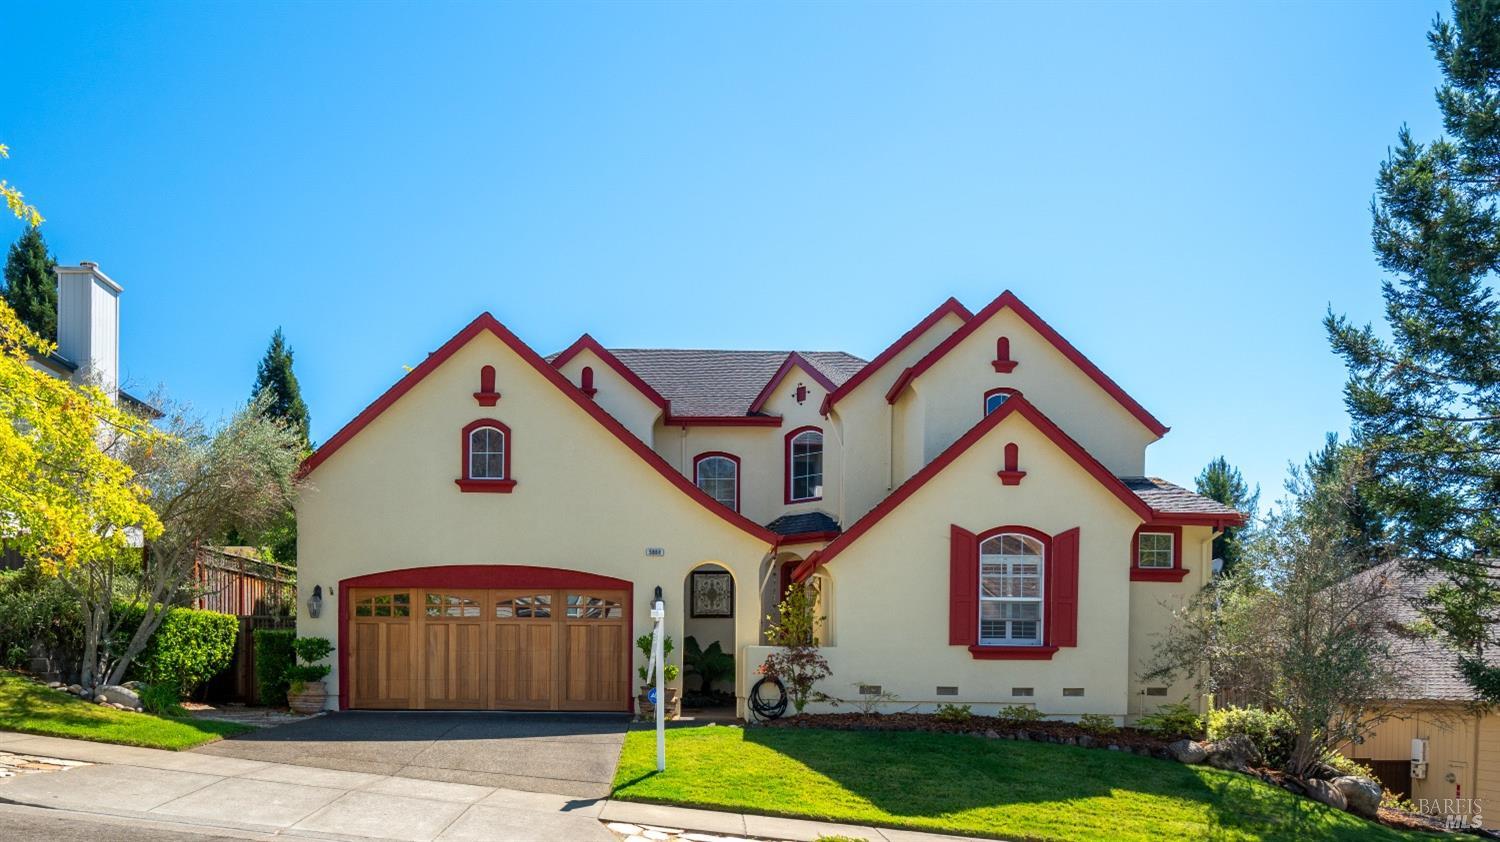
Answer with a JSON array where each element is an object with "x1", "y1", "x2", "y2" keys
[
  {"x1": 468, "y1": 426, "x2": 506, "y2": 480},
  {"x1": 978, "y1": 533, "x2": 1045, "y2": 646},
  {"x1": 694, "y1": 455, "x2": 739, "y2": 511},
  {"x1": 1137, "y1": 531, "x2": 1175, "y2": 569},
  {"x1": 788, "y1": 429, "x2": 823, "y2": 502},
  {"x1": 985, "y1": 391, "x2": 1010, "y2": 415}
]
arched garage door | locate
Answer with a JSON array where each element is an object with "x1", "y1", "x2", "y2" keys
[{"x1": 339, "y1": 566, "x2": 632, "y2": 712}]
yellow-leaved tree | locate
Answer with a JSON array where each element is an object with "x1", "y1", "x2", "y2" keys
[
  {"x1": 1, "y1": 142, "x2": 43, "y2": 227},
  {"x1": 0, "y1": 298, "x2": 163, "y2": 575}
]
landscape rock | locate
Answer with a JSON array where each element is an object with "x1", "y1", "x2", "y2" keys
[
  {"x1": 1305, "y1": 778, "x2": 1347, "y2": 812},
  {"x1": 1167, "y1": 739, "x2": 1208, "y2": 764},
  {"x1": 66, "y1": 684, "x2": 83, "y2": 695},
  {"x1": 94, "y1": 685, "x2": 141, "y2": 709},
  {"x1": 1332, "y1": 775, "x2": 1382, "y2": 819},
  {"x1": 1204, "y1": 734, "x2": 1262, "y2": 771},
  {"x1": 46, "y1": 682, "x2": 61, "y2": 689},
  {"x1": 984, "y1": 729, "x2": 1000, "y2": 739}
]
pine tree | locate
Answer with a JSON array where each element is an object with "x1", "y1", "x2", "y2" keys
[
  {"x1": 1, "y1": 227, "x2": 57, "y2": 341},
  {"x1": 1194, "y1": 456, "x2": 1259, "y2": 575},
  {"x1": 250, "y1": 328, "x2": 310, "y2": 450},
  {"x1": 1326, "y1": 0, "x2": 1500, "y2": 700},
  {"x1": 1300, "y1": 434, "x2": 1388, "y2": 570}
]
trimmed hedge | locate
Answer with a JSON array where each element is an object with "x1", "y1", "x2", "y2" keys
[
  {"x1": 117, "y1": 605, "x2": 238, "y2": 697},
  {"x1": 255, "y1": 628, "x2": 296, "y2": 707}
]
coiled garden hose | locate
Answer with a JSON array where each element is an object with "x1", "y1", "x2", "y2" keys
[{"x1": 748, "y1": 675, "x2": 789, "y2": 721}]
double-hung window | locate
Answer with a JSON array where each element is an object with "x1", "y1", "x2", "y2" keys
[
  {"x1": 787, "y1": 428, "x2": 823, "y2": 502},
  {"x1": 694, "y1": 453, "x2": 739, "y2": 511},
  {"x1": 979, "y1": 533, "x2": 1044, "y2": 646}
]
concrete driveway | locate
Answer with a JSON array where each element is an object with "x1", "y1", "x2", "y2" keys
[{"x1": 193, "y1": 712, "x2": 629, "y2": 799}]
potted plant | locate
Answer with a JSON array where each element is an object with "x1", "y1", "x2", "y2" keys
[
  {"x1": 286, "y1": 636, "x2": 333, "y2": 714},
  {"x1": 635, "y1": 633, "x2": 680, "y2": 719}
]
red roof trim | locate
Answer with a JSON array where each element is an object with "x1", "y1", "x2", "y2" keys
[
  {"x1": 821, "y1": 297, "x2": 972, "y2": 416},
  {"x1": 885, "y1": 291, "x2": 1170, "y2": 438},
  {"x1": 774, "y1": 530, "x2": 841, "y2": 547},
  {"x1": 300, "y1": 313, "x2": 779, "y2": 545},
  {"x1": 750, "y1": 352, "x2": 840, "y2": 414},
  {"x1": 1146, "y1": 511, "x2": 1248, "y2": 529},
  {"x1": 791, "y1": 394, "x2": 1153, "y2": 580},
  {"x1": 551, "y1": 333, "x2": 670, "y2": 411}
]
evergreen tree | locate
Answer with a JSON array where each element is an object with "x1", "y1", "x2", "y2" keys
[
  {"x1": 247, "y1": 328, "x2": 309, "y2": 565},
  {"x1": 1194, "y1": 456, "x2": 1259, "y2": 574},
  {"x1": 1, "y1": 227, "x2": 57, "y2": 341},
  {"x1": 1326, "y1": 0, "x2": 1500, "y2": 699},
  {"x1": 250, "y1": 328, "x2": 310, "y2": 450},
  {"x1": 1300, "y1": 434, "x2": 1388, "y2": 570}
]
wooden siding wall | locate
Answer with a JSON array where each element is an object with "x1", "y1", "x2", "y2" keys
[{"x1": 1342, "y1": 705, "x2": 1483, "y2": 822}]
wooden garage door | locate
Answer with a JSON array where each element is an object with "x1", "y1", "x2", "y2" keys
[{"x1": 347, "y1": 586, "x2": 627, "y2": 711}]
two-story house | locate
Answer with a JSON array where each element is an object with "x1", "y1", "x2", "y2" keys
[{"x1": 295, "y1": 291, "x2": 1244, "y2": 719}]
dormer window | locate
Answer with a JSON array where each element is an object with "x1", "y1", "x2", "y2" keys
[
  {"x1": 984, "y1": 387, "x2": 1021, "y2": 415},
  {"x1": 456, "y1": 419, "x2": 516, "y2": 492},
  {"x1": 786, "y1": 426, "x2": 824, "y2": 503}
]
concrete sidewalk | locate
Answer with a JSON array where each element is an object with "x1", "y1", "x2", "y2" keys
[{"x1": 0, "y1": 731, "x2": 981, "y2": 842}]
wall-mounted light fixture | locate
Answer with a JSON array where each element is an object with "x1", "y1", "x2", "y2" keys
[{"x1": 308, "y1": 584, "x2": 323, "y2": 618}]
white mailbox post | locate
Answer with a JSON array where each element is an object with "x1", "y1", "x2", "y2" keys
[{"x1": 647, "y1": 595, "x2": 667, "y2": 771}]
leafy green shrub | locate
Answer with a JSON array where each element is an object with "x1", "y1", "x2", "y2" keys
[
  {"x1": 635, "y1": 634, "x2": 680, "y2": 683},
  {"x1": 934, "y1": 703, "x2": 973, "y2": 723},
  {"x1": 138, "y1": 682, "x2": 185, "y2": 716},
  {"x1": 255, "y1": 628, "x2": 296, "y2": 707},
  {"x1": 1321, "y1": 750, "x2": 1374, "y2": 778},
  {"x1": 1078, "y1": 713, "x2": 1117, "y2": 735},
  {"x1": 997, "y1": 704, "x2": 1044, "y2": 722},
  {"x1": 288, "y1": 636, "x2": 333, "y2": 693},
  {"x1": 0, "y1": 568, "x2": 83, "y2": 670},
  {"x1": 1207, "y1": 706, "x2": 1297, "y2": 768},
  {"x1": 1135, "y1": 702, "x2": 1204, "y2": 739},
  {"x1": 122, "y1": 607, "x2": 238, "y2": 697}
]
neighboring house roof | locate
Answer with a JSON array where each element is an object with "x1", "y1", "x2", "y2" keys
[
  {"x1": 299, "y1": 313, "x2": 781, "y2": 546},
  {"x1": 884, "y1": 291, "x2": 1170, "y2": 439},
  {"x1": 1355, "y1": 560, "x2": 1495, "y2": 703},
  {"x1": 31, "y1": 349, "x2": 161, "y2": 419},
  {"x1": 793, "y1": 393, "x2": 1161, "y2": 580},
  {"x1": 819, "y1": 296, "x2": 973, "y2": 416},
  {"x1": 602, "y1": 348, "x2": 866, "y2": 420},
  {"x1": 766, "y1": 511, "x2": 840, "y2": 540},
  {"x1": 1121, "y1": 477, "x2": 1247, "y2": 528}
]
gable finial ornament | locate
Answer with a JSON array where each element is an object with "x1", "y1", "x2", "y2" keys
[
  {"x1": 997, "y1": 441, "x2": 1026, "y2": 485},
  {"x1": 992, "y1": 337, "x2": 1018, "y2": 373},
  {"x1": 474, "y1": 364, "x2": 502, "y2": 406}
]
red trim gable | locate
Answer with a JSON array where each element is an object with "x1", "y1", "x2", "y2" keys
[
  {"x1": 821, "y1": 297, "x2": 973, "y2": 416},
  {"x1": 300, "y1": 313, "x2": 779, "y2": 545},
  {"x1": 551, "y1": 333, "x2": 670, "y2": 412},
  {"x1": 749, "y1": 353, "x2": 840, "y2": 414},
  {"x1": 884, "y1": 291, "x2": 1170, "y2": 439},
  {"x1": 791, "y1": 394, "x2": 1153, "y2": 580}
]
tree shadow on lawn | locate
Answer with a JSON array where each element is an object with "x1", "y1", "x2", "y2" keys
[{"x1": 736, "y1": 728, "x2": 1405, "y2": 842}]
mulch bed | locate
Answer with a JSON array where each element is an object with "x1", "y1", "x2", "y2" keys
[{"x1": 757, "y1": 711, "x2": 1180, "y2": 757}]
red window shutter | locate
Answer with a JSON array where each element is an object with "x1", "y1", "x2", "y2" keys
[
  {"x1": 1050, "y1": 527, "x2": 1080, "y2": 647},
  {"x1": 949, "y1": 525, "x2": 978, "y2": 645}
]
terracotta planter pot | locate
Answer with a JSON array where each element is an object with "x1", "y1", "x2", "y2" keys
[
  {"x1": 636, "y1": 686, "x2": 681, "y2": 720},
  {"x1": 287, "y1": 681, "x2": 327, "y2": 714}
]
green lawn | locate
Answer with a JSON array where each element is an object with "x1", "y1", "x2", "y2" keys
[
  {"x1": 612, "y1": 725, "x2": 1431, "y2": 842},
  {"x1": 0, "y1": 670, "x2": 251, "y2": 750}
]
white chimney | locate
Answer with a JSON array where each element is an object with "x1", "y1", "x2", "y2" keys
[{"x1": 54, "y1": 261, "x2": 122, "y2": 401}]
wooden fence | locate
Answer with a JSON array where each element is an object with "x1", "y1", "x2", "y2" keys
[
  {"x1": 193, "y1": 548, "x2": 297, "y2": 705},
  {"x1": 198, "y1": 614, "x2": 296, "y2": 705}
]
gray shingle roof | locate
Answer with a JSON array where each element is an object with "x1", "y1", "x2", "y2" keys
[
  {"x1": 1120, "y1": 476, "x2": 1244, "y2": 519},
  {"x1": 766, "y1": 511, "x2": 841, "y2": 537},
  {"x1": 606, "y1": 349, "x2": 866, "y2": 418},
  {"x1": 1353, "y1": 560, "x2": 1493, "y2": 702}
]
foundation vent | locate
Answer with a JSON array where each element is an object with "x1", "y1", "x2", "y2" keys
[
  {"x1": 1062, "y1": 687, "x2": 1085, "y2": 697},
  {"x1": 1011, "y1": 687, "x2": 1034, "y2": 697},
  {"x1": 1145, "y1": 686, "x2": 1168, "y2": 697},
  {"x1": 935, "y1": 686, "x2": 959, "y2": 696},
  {"x1": 857, "y1": 684, "x2": 882, "y2": 696}
]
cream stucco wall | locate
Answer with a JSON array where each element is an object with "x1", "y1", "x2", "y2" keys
[
  {"x1": 1126, "y1": 525, "x2": 1215, "y2": 719},
  {"x1": 296, "y1": 330, "x2": 773, "y2": 709},
  {"x1": 650, "y1": 361, "x2": 841, "y2": 529},
  {"x1": 830, "y1": 310, "x2": 967, "y2": 523},
  {"x1": 752, "y1": 410, "x2": 1145, "y2": 718},
  {"x1": 903, "y1": 307, "x2": 1157, "y2": 479},
  {"x1": 554, "y1": 347, "x2": 663, "y2": 444}
]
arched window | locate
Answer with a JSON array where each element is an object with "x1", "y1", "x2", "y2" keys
[
  {"x1": 456, "y1": 418, "x2": 515, "y2": 492},
  {"x1": 468, "y1": 426, "x2": 506, "y2": 479},
  {"x1": 786, "y1": 426, "x2": 823, "y2": 503},
  {"x1": 693, "y1": 452, "x2": 740, "y2": 511},
  {"x1": 978, "y1": 532, "x2": 1044, "y2": 646},
  {"x1": 984, "y1": 387, "x2": 1021, "y2": 415}
]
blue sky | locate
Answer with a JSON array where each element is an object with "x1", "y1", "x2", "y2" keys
[{"x1": 2, "y1": 1, "x2": 1449, "y2": 505}]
